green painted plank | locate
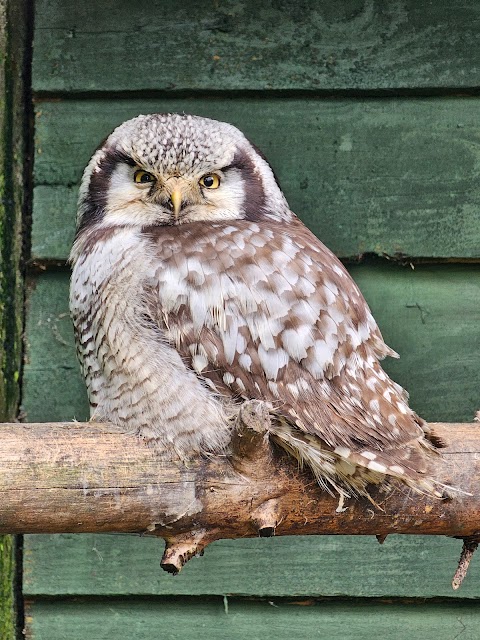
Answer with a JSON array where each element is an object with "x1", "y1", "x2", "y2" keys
[
  {"x1": 32, "y1": 97, "x2": 480, "y2": 261},
  {"x1": 23, "y1": 533, "x2": 480, "y2": 598},
  {"x1": 31, "y1": 186, "x2": 77, "y2": 261},
  {"x1": 24, "y1": 599, "x2": 480, "y2": 640},
  {"x1": 23, "y1": 273, "x2": 89, "y2": 423},
  {"x1": 22, "y1": 265, "x2": 480, "y2": 424},
  {"x1": 32, "y1": 0, "x2": 480, "y2": 93}
]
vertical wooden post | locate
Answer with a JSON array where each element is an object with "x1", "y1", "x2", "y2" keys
[{"x1": 0, "y1": 0, "x2": 30, "y2": 636}]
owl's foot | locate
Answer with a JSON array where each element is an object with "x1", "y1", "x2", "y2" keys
[
  {"x1": 157, "y1": 400, "x2": 282, "y2": 573},
  {"x1": 231, "y1": 401, "x2": 284, "y2": 538}
]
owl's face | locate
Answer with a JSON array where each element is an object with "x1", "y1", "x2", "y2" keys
[{"x1": 77, "y1": 114, "x2": 290, "y2": 234}]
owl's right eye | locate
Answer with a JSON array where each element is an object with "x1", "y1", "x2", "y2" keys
[{"x1": 133, "y1": 170, "x2": 156, "y2": 185}]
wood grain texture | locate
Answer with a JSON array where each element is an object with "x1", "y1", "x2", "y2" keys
[
  {"x1": 22, "y1": 265, "x2": 480, "y2": 425},
  {"x1": 0, "y1": 420, "x2": 478, "y2": 538},
  {"x1": 24, "y1": 598, "x2": 480, "y2": 640},
  {"x1": 23, "y1": 533, "x2": 480, "y2": 598},
  {"x1": 32, "y1": 0, "x2": 480, "y2": 93},
  {"x1": 31, "y1": 98, "x2": 480, "y2": 261}
]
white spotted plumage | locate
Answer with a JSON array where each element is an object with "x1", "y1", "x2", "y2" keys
[{"x1": 70, "y1": 113, "x2": 446, "y2": 499}]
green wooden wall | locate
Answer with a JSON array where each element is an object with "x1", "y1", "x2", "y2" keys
[{"x1": 24, "y1": 1, "x2": 480, "y2": 638}]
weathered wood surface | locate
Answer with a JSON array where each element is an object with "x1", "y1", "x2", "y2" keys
[
  {"x1": 0, "y1": 421, "x2": 478, "y2": 555},
  {"x1": 0, "y1": 0, "x2": 26, "y2": 428},
  {"x1": 0, "y1": 0, "x2": 29, "y2": 636},
  {"x1": 32, "y1": 98, "x2": 480, "y2": 261},
  {"x1": 24, "y1": 599, "x2": 480, "y2": 640},
  {"x1": 32, "y1": 0, "x2": 480, "y2": 93},
  {"x1": 22, "y1": 266, "x2": 480, "y2": 425},
  {"x1": 23, "y1": 533, "x2": 480, "y2": 598}
]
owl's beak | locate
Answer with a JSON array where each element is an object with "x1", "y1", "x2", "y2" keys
[{"x1": 170, "y1": 189, "x2": 183, "y2": 219}]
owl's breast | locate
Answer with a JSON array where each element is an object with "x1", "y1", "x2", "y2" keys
[{"x1": 69, "y1": 226, "x2": 232, "y2": 456}]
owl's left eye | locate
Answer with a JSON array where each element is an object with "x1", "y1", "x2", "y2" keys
[
  {"x1": 133, "y1": 170, "x2": 156, "y2": 185},
  {"x1": 199, "y1": 174, "x2": 221, "y2": 189}
]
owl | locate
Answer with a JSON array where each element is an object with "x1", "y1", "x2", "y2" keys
[{"x1": 70, "y1": 113, "x2": 445, "y2": 500}]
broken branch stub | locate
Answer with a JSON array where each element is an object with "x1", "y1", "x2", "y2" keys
[
  {"x1": 160, "y1": 400, "x2": 284, "y2": 572},
  {"x1": 452, "y1": 536, "x2": 480, "y2": 590},
  {"x1": 230, "y1": 399, "x2": 273, "y2": 471}
]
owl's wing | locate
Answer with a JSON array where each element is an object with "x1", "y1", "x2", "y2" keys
[{"x1": 144, "y1": 218, "x2": 439, "y2": 493}]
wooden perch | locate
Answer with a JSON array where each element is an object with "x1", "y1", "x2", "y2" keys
[{"x1": 0, "y1": 404, "x2": 479, "y2": 583}]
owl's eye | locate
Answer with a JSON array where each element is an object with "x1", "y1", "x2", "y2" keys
[
  {"x1": 199, "y1": 174, "x2": 220, "y2": 189},
  {"x1": 133, "y1": 170, "x2": 156, "y2": 185}
]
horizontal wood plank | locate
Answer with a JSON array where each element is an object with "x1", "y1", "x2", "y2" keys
[
  {"x1": 32, "y1": 186, "x2": 78, "y2": 261},
  {"x1": 23, "y1": 533, "x2": 480, "y2": 598},
  {"x1": 32, "y1": 0, "x2": 480, "y2": 93},
  {"x1": 25, "y1": 599, "x2": 480, "y2": 640},
  {"x1": 23, "y1": 273, "x2": 89, "y2": 422},
  {"x1": 22, "y1": 265, "x2": 480, "y2": 425},
  {"x1": 32, "y1": 98, "x2": 480, "y2": 260}
]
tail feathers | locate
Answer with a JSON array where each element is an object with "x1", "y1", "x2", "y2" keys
[
  {"x1": 270, "y1": 422, "x2": 453, "y2": 500},
  {"x1": 422, "y1": 425, "x2": 447, "y2": 449}
]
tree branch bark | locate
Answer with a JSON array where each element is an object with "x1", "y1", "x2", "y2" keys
[{"x1": 1, "y1": 412, "x2": 479, "y2": 577}]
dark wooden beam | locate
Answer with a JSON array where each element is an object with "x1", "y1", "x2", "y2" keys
[{"x1": 0, "y1": 0, "x2": 31, "y2": 635}]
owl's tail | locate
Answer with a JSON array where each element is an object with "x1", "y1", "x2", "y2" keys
[{"x1": 269, "y1": 420, "x2": 456, "y2": 501}]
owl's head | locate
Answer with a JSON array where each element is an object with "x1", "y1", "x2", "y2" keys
[{"x1": 76, "y1": 114, "x2": 290, "y2": 235}]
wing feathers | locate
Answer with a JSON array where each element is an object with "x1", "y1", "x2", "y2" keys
[{"x1": 143, "y1": 219, "x2": 440, "y2": 494}]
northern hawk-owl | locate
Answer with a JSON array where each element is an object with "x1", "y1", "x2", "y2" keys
[{"x1": 70, "y1": 113, "x2": 444, "y2": 499}]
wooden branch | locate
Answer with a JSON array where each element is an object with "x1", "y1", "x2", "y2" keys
[{"x1": 0, "y1": 409, "x2": 479, "y2": 581}]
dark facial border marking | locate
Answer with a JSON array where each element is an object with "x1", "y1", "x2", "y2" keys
[
  {"x1": 225, "y1": 148, "x2": 267, "y2": 222},
  {"x1": 76, "y1": 146, "x2": 135, "y2": 238}
]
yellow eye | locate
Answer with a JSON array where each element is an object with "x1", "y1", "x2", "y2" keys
[
  {"x1": 133, "y1": 169, "x2": 156, "y2": 185},
  {"x1": 199, "y1": 174, "x2": 220, "y2": 189}
]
